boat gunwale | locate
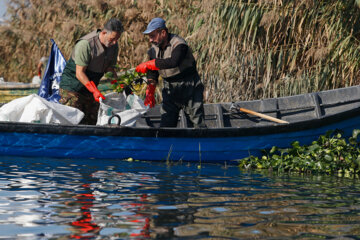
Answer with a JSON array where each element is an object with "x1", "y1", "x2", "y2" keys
[
  {"x1": 0, "y1": 84, "x2": 40, "y2": 90},
  {"x1": 1, "y1": 85, "x2": 360, "y2": 138},
  {"x1": 0, "y1": 106, "x2": 359, "y2": 138}
]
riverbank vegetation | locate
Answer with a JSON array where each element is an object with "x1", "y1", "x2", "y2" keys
[
  {"x1": 1, "y1": 0, "x2": 360, "y2": 103},
  {"x1": 239, "y1": 130, "x2": 360, "y2": 178}
]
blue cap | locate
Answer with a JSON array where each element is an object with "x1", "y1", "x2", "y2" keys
[{"x1": 143, "y1": 18, "x2": 166, "y2": 34}]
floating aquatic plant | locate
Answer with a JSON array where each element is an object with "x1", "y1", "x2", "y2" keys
[{"x1": 239, "y1": 129, "x2": 360, "y2": 177}]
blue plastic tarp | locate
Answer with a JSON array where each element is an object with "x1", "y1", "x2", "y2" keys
[{"x1": 38, "y1": 39, "x2": 66, "y2": 103}]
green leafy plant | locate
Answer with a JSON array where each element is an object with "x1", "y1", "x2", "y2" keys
[
  {"x1": 104, "y1": 68, "x2": 145, "y2": 94},
  {"x1": 239, "y1": 129, "x2": 360, "y2": 177}
]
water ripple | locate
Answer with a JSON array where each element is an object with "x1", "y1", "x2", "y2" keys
[{"x1": 0, "y1": 157, "x2": 359, "y2": 239}]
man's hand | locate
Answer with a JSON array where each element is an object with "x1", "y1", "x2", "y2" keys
[
  {"x1": 135, "y1": 59, "x2": 159, "y2": 73},
  {"x1": 85, "y1": 81, "x2": 105, "y2": 102}
]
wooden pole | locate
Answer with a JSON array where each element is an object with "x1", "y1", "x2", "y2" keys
[{"x1": 239, "y1": 107, "x2": 289, "y2": 124}]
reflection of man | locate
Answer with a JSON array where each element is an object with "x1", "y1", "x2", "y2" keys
[
  {"x1": 130, "y1": 193, "x2": 150, "y2": 238},
  {"x1": 136, "y1": 18, "x2": 206, "y2": 128},
  {"x1": 59, "y1": 18, "x2": 123, "y2": 125},
  {"x1": 69, "y1": 184, "x2": 100, "y2": 238}
]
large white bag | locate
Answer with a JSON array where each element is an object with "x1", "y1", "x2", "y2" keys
[
  {"x1": 0, "y1": 94, "x2": 84, "y2": 124},
  {"x1": 96, "y1": 92, "x2": 148, "y2": 126}
]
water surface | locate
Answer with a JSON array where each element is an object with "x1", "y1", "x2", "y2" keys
[{"x1": 0, "y1": 156, "x2": 359, "y2": 239}]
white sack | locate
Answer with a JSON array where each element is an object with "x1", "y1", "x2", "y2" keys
[
  {"x1": 0, "y1": 94, "x2": 84, "y2": 124},
  {"x1": 97, "y1": 92, "x2": 148, "y2": 127}
]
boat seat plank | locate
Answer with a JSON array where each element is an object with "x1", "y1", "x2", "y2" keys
[
  {"x1": 311, "y1": 93, "x2": 322, "y2": 119},
  {"x1": 214, "y1": 104, "x2": 224, "y2": 128},
  {"x1": 178, "y1": 110, "x2": 188, "y2": 128}
]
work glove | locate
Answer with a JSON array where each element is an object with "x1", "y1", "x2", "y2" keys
[
  {"x1": 85, "y1": 81, "x2": 105, "y2": 102},
  {"x1": 144, "y1": 84, "x2": 156, "y2": 108},
  {"x1": 135, "y1": 59, "x2": 159, "y2": 73}
]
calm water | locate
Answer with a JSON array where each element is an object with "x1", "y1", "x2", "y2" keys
[{"x1": 0, "y1": 156, "x2": 360, "y2": 239}]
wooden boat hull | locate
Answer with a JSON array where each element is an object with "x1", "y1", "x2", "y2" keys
[
  {"x1": 1, "y1": 85, "x2": 360, "y2": 163},
  {"x1": 0, "y1": 109, "x2": 359, "y2": 163},
  {"x1": 0, "y1": 83, "x2": 39, "y2": 103}
]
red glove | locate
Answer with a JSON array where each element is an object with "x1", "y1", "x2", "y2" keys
[
  {"x1": 144, "y1": 84, "x2": 156, "y2": 108},
  {"x1": 38, "y1": 70, "x2": 41, "y2": 77},
  {"x1": 135, "y1": 59, "x2": 159, "y2": 73},
  {"x1": 85, "y1": 81, "x2": 105, "y2": 102}
]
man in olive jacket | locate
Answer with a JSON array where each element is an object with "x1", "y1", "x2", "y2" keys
[
  {"x1": 60, "y1": 18, "x2": 123, "y2": 125},
  {"x1": 136, "y1": 18, "x2": 206, "y2": 128}
]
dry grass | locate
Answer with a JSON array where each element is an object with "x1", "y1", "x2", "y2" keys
[{"x1": 1, "y1": 0, "x2": 360, "y2": 103}]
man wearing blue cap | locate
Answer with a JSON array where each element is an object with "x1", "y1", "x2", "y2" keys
[{"x1": 136, "y1": 17, "x2": 206, "y2": 128}]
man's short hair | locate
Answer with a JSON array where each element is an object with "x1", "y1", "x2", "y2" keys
[{"x1": 103, "y1": 18, "x2": 124, "y2": 33}]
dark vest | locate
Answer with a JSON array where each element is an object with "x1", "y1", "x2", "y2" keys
[
  {"x1": 153, "y1": 34, "x2": 196, "y2": 79},
  {"x1": 60, "y1": 30, "x2": 118, "y2": 94}
]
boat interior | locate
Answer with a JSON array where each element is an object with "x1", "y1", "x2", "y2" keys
[
  {"x1": 135, "y1": 86, "x2": 360, "y2": 128},
  {"x1": 1, "y1": 86, "x2": 360, "y2": 129}
]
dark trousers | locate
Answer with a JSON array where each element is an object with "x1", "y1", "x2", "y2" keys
[{"x1": 160, "y1": 76, "x2": 206, "y2": 128}]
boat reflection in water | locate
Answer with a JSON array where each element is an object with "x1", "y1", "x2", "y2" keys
[{"x1": 0, "y1": 157, "x2": 360, "y2": 239}]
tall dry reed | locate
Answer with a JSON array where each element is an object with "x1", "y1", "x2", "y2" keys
[{"x1": 1, "y1": 0, "x2": 360, "y2": 103}]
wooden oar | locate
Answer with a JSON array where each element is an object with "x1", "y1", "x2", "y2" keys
[{"x1": 238, "y1": 107, "x2": 289, "y2": 124}]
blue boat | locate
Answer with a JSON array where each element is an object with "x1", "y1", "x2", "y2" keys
[{"x1": 0, "y1": 85, "x2": 360, "y2": 163}]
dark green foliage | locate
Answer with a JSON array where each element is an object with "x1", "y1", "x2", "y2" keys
[
  {"x1": 105, "y1": 68, "x2": 145, "y2": 94},
  {"x1": 239, "y1": 129, "x2": 360, "y2": 177}
]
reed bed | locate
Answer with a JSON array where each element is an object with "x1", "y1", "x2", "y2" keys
[{"x1": 1, "y1": 0, "x2": 360, "y2": 103}]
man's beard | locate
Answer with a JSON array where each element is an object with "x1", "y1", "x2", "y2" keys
[
  {"x1": 103, "y1": 41, "x2": 111, "y2": 48},
  {"x1": 152, "y1": 39, "x2": 164, "y2": 48},
  {"x1": 103, "y1": 39, "x2": 115, "y2": 48}
]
